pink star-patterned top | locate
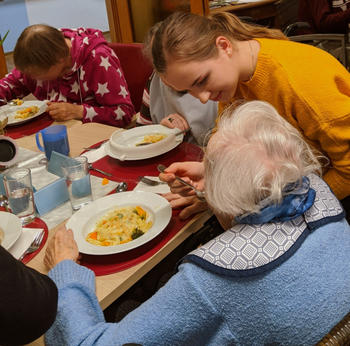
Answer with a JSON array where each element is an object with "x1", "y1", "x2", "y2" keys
[{"x1": 0, "y1": 28, "x2": 135, "y2": 127}]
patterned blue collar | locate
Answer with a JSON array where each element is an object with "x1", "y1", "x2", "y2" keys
[{"x1": 236, "y1": 176, "x2": 315, "y2": 224}]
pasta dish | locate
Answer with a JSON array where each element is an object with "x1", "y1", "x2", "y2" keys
[
  {"x1": 15, "y1": 106, "x2": 39, "y2": 119},
  {"x1": 86, "y1": 206, "x2": 152, "y2": 246},
  {"x1": 136, "y1": 133, "x2": 166, "y2": 146}
]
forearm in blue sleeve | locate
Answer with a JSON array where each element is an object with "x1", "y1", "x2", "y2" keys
[{"x1": 46, "y1": 260, "x2": 227, "y2": 346}]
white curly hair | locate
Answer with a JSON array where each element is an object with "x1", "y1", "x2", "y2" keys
[{"x1": 204, "y1": 101, "x2": 322, "y2": 218}]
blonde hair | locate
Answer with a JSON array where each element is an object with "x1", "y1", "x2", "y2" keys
[
  {"x1": 14, "y1": 24, "x2": 69, "y2": 73},
  {"x1": 204, "y1": 101, "x2": 322, "y2": 218},
  {"x1": 150, "y1": 11, "x2": 287, "y2": 73}
]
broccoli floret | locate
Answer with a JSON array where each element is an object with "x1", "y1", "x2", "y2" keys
[{"x1": 131, "y1": 228, "x2": 144, "y2": 240}]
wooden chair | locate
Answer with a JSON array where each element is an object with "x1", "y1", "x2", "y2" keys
[
  {"x1": 316, "y1": 311, "x2": 350, "y2": 345},
  {"x1": 108, "y1": 43, "x2": 153, "y2": 113}
]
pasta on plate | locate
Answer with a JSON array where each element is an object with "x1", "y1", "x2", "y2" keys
[
  {"x1": 136, "y1": 133, "x2": 167, "y2": 146},
  {"x1": 86, "y1": 206, "x2": 152, "y2": 246},
  {"x1": 15, "y1": 106, "x2": 39, "y2": 120}
]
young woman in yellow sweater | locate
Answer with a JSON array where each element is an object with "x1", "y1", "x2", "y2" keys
[{"x1": 150, "y1": 11, "x2": 350, "y2": 219}]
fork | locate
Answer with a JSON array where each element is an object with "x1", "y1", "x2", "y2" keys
[
  {"x1": 139, "y1": 176, "x2": 167, "y2": 186},
  {"x1": 157, "y1": 164, "x2": 206, "y2": 201},
  {"x1": 19, "y1": 230, "x2": 45, "y2": 261}
]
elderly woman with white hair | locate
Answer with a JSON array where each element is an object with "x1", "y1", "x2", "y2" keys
[{"x1": 44, "y1": 101, "x2": 350, "y2": 346}]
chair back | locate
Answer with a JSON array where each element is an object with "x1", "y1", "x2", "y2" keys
[
  {"x1": 108, "y1": 43, "x2": 153, "y2": 112},
  {"x1": 317, "y1": 311, "x2": 350, "y2": 345}
]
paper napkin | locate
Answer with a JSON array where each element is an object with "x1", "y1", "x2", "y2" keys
[
  {"x1": 81, "y1": 142, "x2": 108, "y2": 163},
  {"x1": 133, "y1": 176, "x2": 170, "y2": 194},
  {"x1": 8, "y1": 227, "x2": 43, "y2": 260}
]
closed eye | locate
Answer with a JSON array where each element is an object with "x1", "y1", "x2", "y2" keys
[
  {"x1": 196, "y1": 75, "x2": 209, "y2": 87},
  {"x1": 175, "y1": 90, "x2": 188, "y2": 96}
]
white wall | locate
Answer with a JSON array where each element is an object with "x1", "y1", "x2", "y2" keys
[
  {"x1": 1, "y1": 0, "x2": 109, "y2": 52},
  {"x1": 25, "y1": 0, "x2": 109, "y2": 31}
]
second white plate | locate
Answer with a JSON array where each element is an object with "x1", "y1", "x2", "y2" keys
[
  {"x1": 0, "y1": 100, "x2": 47, "y2": 126},
  {"x1": 0, "y1": 211, "x2": 22, "y2": 250}
]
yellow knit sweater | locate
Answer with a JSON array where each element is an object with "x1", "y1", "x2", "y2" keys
[{"x1": 219, "y1": 38, "x2": 350, "y2": 200}]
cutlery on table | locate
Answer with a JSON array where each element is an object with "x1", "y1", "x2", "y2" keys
[
  {"x1": 19, "y1": 230, "x2": 45, "y2": 261},
  {"x1": 157, "y1": 164, "x2": 206, "y2": 201},
  {"x1": 0, "y1": 195, "x2": 9, "y2": 212},
  {"x1": 115, "y1": 182, "x2": 128, "y2": 193},
  {"x1": 88, "y1": 163, "x2": 112, "y2": 177},
  {"x1": 136, "y1": 128, "x2": 192, "y2": 146},
  {"x1": 0, "y1": 99, "x2": 18, "y2": 106},
  {"x1": 139, "y1": 176, "x2": 167, "y2": 186}
]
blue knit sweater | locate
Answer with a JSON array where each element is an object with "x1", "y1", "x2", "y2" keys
[{"x1": 46, "y1": 218, "x2": 350, "y2": 346}]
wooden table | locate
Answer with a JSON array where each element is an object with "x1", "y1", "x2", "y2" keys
[{"x1": 18, "y1": 122, "x2": 211, "y2": 345}]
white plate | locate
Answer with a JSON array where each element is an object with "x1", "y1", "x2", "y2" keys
[
  {"x1": 0, "y1": 100, "x2": 48, "y2": 126},
  {"x1": 106, "y1": 125, "x2": 184, "y2": 161},
  {"x1": 0, "y1": 211, "x2": 22, "y2": 250},
  {"x1": 66, "y1": 191, "x2": 172, "y2": 255}
]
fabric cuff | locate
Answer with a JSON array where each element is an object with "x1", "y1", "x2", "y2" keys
[{"x1": 48, "y1": 260, "x2": 95, "y2": 290}]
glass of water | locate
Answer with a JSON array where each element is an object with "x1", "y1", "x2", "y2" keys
[
  {"x1": 3, "y1": 168, "x2": 36, "y2": 225},
  {"x1": 62, "y1": 156, "x2": 92, "y2": 211}
]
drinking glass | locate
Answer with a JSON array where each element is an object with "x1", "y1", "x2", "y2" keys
[
  {"x1": 62, "y1": 156, "x2": 92, "y2": 210},
  {"x1": 35, "y1": 125, "x2": 70, "y2": 160},
  {"x1": 3, "y1": 168, "x2": 36, "y2": 224}
]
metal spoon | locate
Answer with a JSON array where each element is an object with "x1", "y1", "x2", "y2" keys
[
  {"x1": 0, "y1": 99, "x2": 17, "y2": 106},
  {"x1": 0, "y1": 195, "x2": 10, "y2": 212},
  {"x1": 115, "y1": 182, "x2": 128, "y2": 193},
  {"x1": 88, "y1": 163, "x2": 112, "y2": 177},
  {"x1": 157, "y1": 164, "x2": 206, "y2": 201}
]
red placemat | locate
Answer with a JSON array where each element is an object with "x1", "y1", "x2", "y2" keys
[
  {"x1": 22, "y1": 217, "x2": 49, "y2": 264},
  {"x1": 81, "y1": 141, "x2": 204, "y2": 276},
  {"x1": 4, "y1": 112, "x2": 54, "y2": 139},
  {"x1": 87, "y1": 141, "x2": 204, "y2": 188}
]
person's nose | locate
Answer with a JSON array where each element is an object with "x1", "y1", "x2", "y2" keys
[{"x1": 191, "y1": 90, "x2": 210, "y2": 104}]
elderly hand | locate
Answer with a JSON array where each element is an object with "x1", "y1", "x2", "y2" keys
[
  {"x1": 47, "y1": 102, "x2": 84, "y2": 121},
  {"x1": 44, "y1": 226, "x2": 79, "y2": 270},
  {"x1": 162, "y1": 192, "x2": 208, "y2": 220},
  {"x1": 159, "y1": 161, "x2": 205, "y2": 197},
  {"x1": 160, "y1": 113, "x2": 189, "y2": 131}
]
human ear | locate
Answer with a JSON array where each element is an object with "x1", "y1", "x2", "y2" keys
[{"x1": 215, "y1": 36, "x2": 233, "y2": 56}]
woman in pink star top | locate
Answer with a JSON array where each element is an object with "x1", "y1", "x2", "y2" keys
[{"x1": 0, "y1": 24, "x2": 135, "y2": 127}]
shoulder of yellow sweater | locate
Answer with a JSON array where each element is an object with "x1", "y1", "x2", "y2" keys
[
  {"x1": 255, "y1": 38, "x2": 347, "y2": 74},
  {"x1": 254, "y1": 38, "x2": 349, "y2": 94}
]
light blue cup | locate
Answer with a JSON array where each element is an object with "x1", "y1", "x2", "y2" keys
[{"x1": 35, "y1": 125, "x2": 70, "y2": 160}]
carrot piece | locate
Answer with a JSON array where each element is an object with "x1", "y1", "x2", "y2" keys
[
  {"x1": 88, "y1": 232, "x2": 98, "y2": 240},
  {"x1": 101, "y1": 178, "x2": 109, "y2": 185},
  {"x1": 101, "y1": 241, "x2": 110, "y2": 246},
  {"x1": 135, "y1": 206, "x2": 146, "y2": 219}
]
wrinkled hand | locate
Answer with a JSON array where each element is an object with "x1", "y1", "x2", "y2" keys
[
  {"x1": 159, "y1": 161, "x2": 205, "y2": 197},
  {"x1": 44, "y1": 226, "x2": 79, "y2": 270},
  {"x1": 47, "y1": 102, "x2": 84, "y2": 121},
  {"x1": 160, "y1": 113, "x2": 189, "y2": 131},
  {"x1": 162, "y1": 192, "x2": 208, "y2": 220}
]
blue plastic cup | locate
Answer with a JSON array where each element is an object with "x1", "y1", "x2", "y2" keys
[{"x1": 35, "y1": 125, "x2": 70, "y2": 160}]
